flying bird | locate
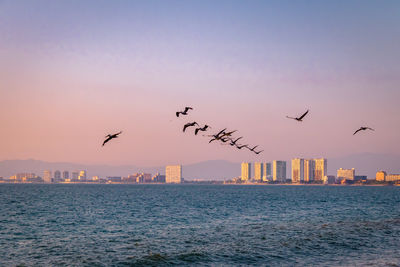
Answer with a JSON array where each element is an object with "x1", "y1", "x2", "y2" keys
[
  {"x1": 236, "y1": 144, "x2": 249, "y2": 149},
  {"x1": 102, "y1": 131, "x2": 122, "y2": 147},
  {"x1": 353, "y1": 127, "x2": 375, "y2": 135},
  {"x1": 228, "y1": 137, "x2": 243, "y2": 146},
  {"x1": 183, "y1": 122, "x2": 199, "y2": 132},
  {"x1": 176, "y1": 107, "x2": 193, "y2": 117},
  {"x1": 194, "y1": 125, "x2": 210, "y2": 135},
  {"x1": 221, "y1": 130, "x2": 237, "y2": 137},
  {"x1": 286, "y1": 109, "x2": 309, "y2": 122},
  {"x1": 208, "y1": 128, "x2": 228, "y2": 143},
  {"x1": 248, "y1": 145, "x2": 259, "y2": 152},
  {"x1": 254, "y1": 150, "x2": 264, "y2": 155}
]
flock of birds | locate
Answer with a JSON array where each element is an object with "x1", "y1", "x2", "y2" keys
[
  {"x1": 101, "y1": 107, "x2": 375, "y2": 150},
  {"x1": 176, "y1": 106, "x2": 264, "y2": 154}
]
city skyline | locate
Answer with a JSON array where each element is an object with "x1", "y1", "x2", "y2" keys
[{"x1": 1, "y1": 1, "x2": 400, "y2": 167}]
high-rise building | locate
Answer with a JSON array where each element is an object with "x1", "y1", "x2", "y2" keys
[
  {"x1": 263, "y1": 162, "x2": 272, "y2": 181},
  {"x1": 254, "y1": 162, "x2": 263, "y2": 181},
  {"x1": 165, "y1": 165, "x2": 182, "y2": 183},
  {"x1": 241, "y1": 162, "x2": 251, "y2": 181},
  {"x1": 304, "y1": 159, "x2": 315, "y2": 182},
  {"x1": 314, "y1": 158, "x2": 327, "y2": 181},
  {"x1": 291, "y1": 158, "x2": 304, "y2": 183},
  {"x1": 376, "y1": 171, "x2": 386, "y2": 181},
  {"x1": 54, "y1": 170, "x2": 61, "y2": 182},
  {"x1": 273, "y1": 161, "x2": 286, "y2": 182},
  {"x1": 63, "y1": 171, "x2": 69, "y2": 180},
  {"x1": 43, "y1": 170, "x2": 52, "y2": 183},
  {"x1": 72, "y1": 171, "x2": 79, "y2": 180},
  {"x1": 78, "y1": 170, "x2": 87, "y2": 181},
  {"x1": 337, "y1": 168, "x2": 355, "y2": 181}
]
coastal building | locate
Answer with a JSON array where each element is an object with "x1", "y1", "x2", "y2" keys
[
  {"x1": 43, "y1": 170, "x2": 52, "y2": 183},
  {"x1": 166, "y1": 165, "x2": 182, "y2": 183},
  {"x1": 376, "y1": 171, "x2": 386, "y2": 181},
  {"x1": 107, "y1": 176, "x2": 122, "y2": 183},
  {"x1": 72, "y1": 171, "x2": 79, "y2": 180},
  {"x1": 291, "y1": 158, "x2": 304, "y2": 183},
  {"x1": 241, "y1": 162, "x2": 251, "y2": 181},
  {"x1": 63, "y1": 171, "x2": 69, "y2": 180},
  {"x1": 78, "y1": 170, "x2": 87, "y2": 181},
  {"x1": 263, "y1": 162, "x2": 272, "y2": 181},
  {"x1": 314, "y1": 158, "x2": 327, "y2": 181},
  {"x1": 386, "y1": 174, "x2": 400, "y2": 182},
  {"x1": 152, "y1": 173, "x2": 166, "y2": 183},
  {"x1": 337, "y1": 168, "x2": 355, "y2": 181},
  {"x1": 54, "y1": 170, "x2": 62, "y2": 182},
  {"x1": 273, "y1": 160, "x2": 286, "y2": 182},
  {"x1": 254, "y1": 162, "x2": 263, "y2": 181},
  {"x1": 304, "y1": 159, "x2": 315, "y2": 182}
]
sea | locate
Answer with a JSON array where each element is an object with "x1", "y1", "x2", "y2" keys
[{"x1": 0, "y1": 184, "x2": 399, "y2": 266}]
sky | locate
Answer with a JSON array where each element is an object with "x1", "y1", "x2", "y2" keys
[{"x1": 0, "y1": 0, "x2": 399, "y2": 166}]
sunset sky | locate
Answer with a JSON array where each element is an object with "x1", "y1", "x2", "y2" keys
[{"x1": 1, "y1": 0, "x2": 399, "y2": 166}]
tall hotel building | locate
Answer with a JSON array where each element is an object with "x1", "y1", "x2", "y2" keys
[
  {"x1": 314, "y1": 158, "x2": 327, "y2": 181},
  {"x1": 291, "y1": 158, "x2": 304, "y2": 183},
  {"x1": 241, "y1": 162, "x2": 251, "y2": 181},
  {"x1": 254, "y1": 162, "x2": 263, "y2": 181},
  {"x1": 273, "y1": 161, "x2": 286, "y2": 182},
  {"x1": 43, "y1": 170, "x2": 52, "y2": 183},
  {"x1": 165, "y1": 165, "x2": 182, "y2": 183},
  {"x1": 304, "y1": 159, "x2": 315, "y2": 182}
]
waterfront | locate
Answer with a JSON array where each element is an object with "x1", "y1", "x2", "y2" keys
[{"x1": 0, "y1": 184, "x2": 399, "y2": 266}]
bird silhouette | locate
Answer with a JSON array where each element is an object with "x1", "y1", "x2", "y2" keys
[
  {"x1": 102, "y1": 131, "x2": 122, "y2": 146},
  {"x1": 183, "y1": 122, "x2": 199, "y2": 132},
  {"x1": 221, "y1": 130, "x2": 237, "y2": 137},
  {"x1": 208, "y1": 128, "x2": 227, "y2": 143},
  {"x1": 254, "y1": 150, "x2": 264, "y2": 155},
  {"x1": 286, "y1": 109, "x2": 309, "y2": 122},
  {"x1": 228, "y1": 137, "x2": 243, "y2": 146},
  {"x1": 353, "y1": 126, "x2": 375, "y2": 135},
  {"x1": 194, "y1": 125, "x2": 210, "y2": 135},
  {"x1": 236, "y1": 144, "x2": 249, "y2": 149},
  {"x1": 248, "y1": 145, "x2": 259, "y2": 152},
  {"x1": 176, "y1": 107, "x2": 193, "y2": 117}
]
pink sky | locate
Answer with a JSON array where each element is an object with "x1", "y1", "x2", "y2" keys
[{"x1": 1, "y1": 1, "x2": 399, "y2": 166}]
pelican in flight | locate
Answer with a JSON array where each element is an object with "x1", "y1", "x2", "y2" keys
[
  {"x1": 176, "y1": 107, "x2": 193, "y2": 117},
  {"x1": 248, "y1": 145, "x2": 259, "y2": 152},
  {"x1": 228, "y1": 137, "x2": 243, "y2": 146},
  {"x1": 102, "y1": 131, "x2": 122, "y2": 146},
  {"x1": 208, "y1": 128, "x2": 227, "y2": 143},
  {"x1": 236, "y1": 144, "x2": 249, "y2": 150},
  {"x1": 353, "y1": 126, "x2": 375, "y2": 135},
  {"x1": 286, "y1": 109, "x2": 309, "y2": 122},
  {"x1": 183, "y1": 122, "x2": 199, "y2": 132},
  {"x1": 194, "y1": 125, "x2": 210, "y2": 135}
]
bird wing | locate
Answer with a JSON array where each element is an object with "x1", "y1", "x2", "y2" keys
[
  {"x1": 183, "y1": 124, "x2": 189, "y2": 132},
  {"x1": 194, "y1": 128, "x2": 200, "y2": 135},
  {"x1": 286, "y1": 116, "x2": 296, "y2": 120},
  {"x1": 176, "y1": 111, "x2": 181, "y2": 117},
  {"x1": 353, "y1": 128, "x2": 362, "y2": 135},
  {"x1": 298, "y1": 110, "x2": 309, "y2": 120},
  {"x1": 216, "y1": 128, "x2": 227, "y2": 137},
  {"x1": 255, "y1": 150, "x2": 264, "y2": 154},
  {"x1": 102, "y1": 136, "x2": 112, "y2": 146},
  {"x1": 367, "y1": 127, "x2": 375, "y2": 131},
  {"x1": 184, "y1": 107, "x2": 193, "y2": 113}
]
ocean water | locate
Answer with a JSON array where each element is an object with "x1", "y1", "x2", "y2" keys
[{"x1": 0, "y1": 184, "x2": 399, "y2": 266}]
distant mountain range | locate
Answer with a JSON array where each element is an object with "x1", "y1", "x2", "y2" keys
[{"x1": 0, "y1": 153, "x2": 399, "y2": 180}]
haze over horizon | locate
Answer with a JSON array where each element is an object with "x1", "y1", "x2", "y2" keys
[{"x1": 1, "y1": 0, "x2": 399, "y2": 167}]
